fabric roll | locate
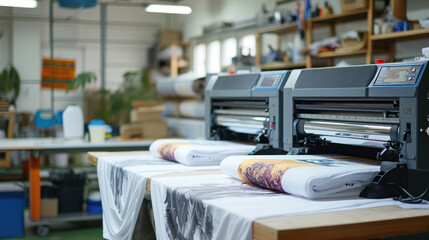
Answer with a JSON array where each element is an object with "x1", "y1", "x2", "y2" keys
[
  {"x1": 156, "y1": 72, "x2": 205, "y2": 97},
  {"x1": 149, "y1": 139, "x2": 256, "y2": 166},
  {"x1": 178, "y1": 100, "x2": 205, "y2": 119},
  {"x1": 163, "y1": 100, "x2": 181, "y2": 117},
  {"x1": 156, "y1": 79, "x2": 177, "y2": 97},
  {"x1": 221, "y1": 155, "x2": 380, "y2": 199}
]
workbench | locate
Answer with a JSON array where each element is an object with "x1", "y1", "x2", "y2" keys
[
  {"x1": 0, "y1": 138, "x2": 151, "y2": 221},
  {"x1": 89, "y1": 151, "x2": 429, "y2": 240}
]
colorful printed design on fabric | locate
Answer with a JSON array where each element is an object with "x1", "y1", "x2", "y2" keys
[
  {"x1": 158, "y1": 143, "x2": 193, "y2": 161},
  {"x1": 238, "y1": 159, "x2": 319, "y2": 192}
]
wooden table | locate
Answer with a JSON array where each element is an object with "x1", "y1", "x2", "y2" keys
[
  {"x1": 0, "y1": 138, "x2": 152, "y2": 221},
  {"x1": 89, "y1": 151, "x2": 429, "y2": 240}
]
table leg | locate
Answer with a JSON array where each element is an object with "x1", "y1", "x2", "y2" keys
[{"x1": 29, "y1": 150, "x2": 41, "y2": 221}]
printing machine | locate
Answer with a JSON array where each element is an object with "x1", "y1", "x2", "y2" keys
[
  {"x1": 205, "y1": 71, "x2": 290, "y2": 154},
  {"x1": 283, "y1": 61, "x2": 429, "y2": 199}
]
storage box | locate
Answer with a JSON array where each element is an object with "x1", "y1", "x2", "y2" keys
[
  {"x1": 120, "y1": 123, "x2": 143, "y2": 138},
  {"x1": 0, "y1": 183, "x2": 25, "y2": 238},
  {"x1": 158, "y1": 30, "x2": 181, "y2": 49},
  {"x1": 41, "y1": 198, "x2": 58, "y2": 218},
  {"x1": 142, "y1": 121, "x2": 168, "y2": 139},
  {"x1": 340, "y1": 0, "x2": 368, "y2": 12},
  {"x1": 130, "y1": 105, "x2": 165, "y2": 123}
]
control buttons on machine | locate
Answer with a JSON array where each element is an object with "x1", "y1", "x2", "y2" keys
[{"x1": 412, "y1": 67, "x2": 417, "y2": 72}]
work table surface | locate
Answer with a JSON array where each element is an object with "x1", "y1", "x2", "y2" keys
[
  {"x1": 89, "y1": 151, "x2": 429, "y2": 240},
  {"x1": 0, "y1": 138, "x2": 152, "y2": 152}
]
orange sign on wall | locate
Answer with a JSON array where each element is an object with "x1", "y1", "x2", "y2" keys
[{"x1": 41, "y1": 58, "x2": 76, "y2": 89}]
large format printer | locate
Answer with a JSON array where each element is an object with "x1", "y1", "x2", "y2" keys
[
  {"x1": 283, "y1": 61, "x2": 429, "y2": 198},
  {"x1": 205, "y1": 71, "x2": 290, "y2": 154}
]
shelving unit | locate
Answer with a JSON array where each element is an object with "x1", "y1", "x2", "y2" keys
[
  {"x1": 0, "y1": 110, "x2": 15, "y2": 168},
  {"x1": 255, "y1": 22, "x2": 301, "y2": 70},
  {"x1": 306, "y1": 8, "x2": 373, "y2": 68},
  {"x1": 255, "y1": 7, "x2": 380, "y2": 70},
  {"x1": 168, "y1": 42, "x2": 190, "y2": 77},
  {"x1": 366, "y1": 0, "x2": 429, "y2": 63}
]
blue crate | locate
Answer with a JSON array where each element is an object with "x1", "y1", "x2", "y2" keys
[
  {"x1": 0, "y1": 185, "x2": 25, "y2": 238},
  {"x1": 87, "y1": 199, "x2": 102, "y2": 214}
]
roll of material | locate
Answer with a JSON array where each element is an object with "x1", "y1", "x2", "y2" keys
[
  {"x1": 214, "y1": 115, "x2": 267, "y2": 134},
  {"x1": 163, "y1": 100, "x2": 181, "y2": 117},
  {"x1": 296, "y1": 119, "x2": 399, "y2": 143},
  {"x1": 156, "y1": 72, "x2": 205, "y2": 97},
  {"x1": 178, "y1": 100, "x2": 205, "y2": 119}
]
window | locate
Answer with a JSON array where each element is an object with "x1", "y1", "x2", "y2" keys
[
  {"x1": 222, "y1": 38, "x2": 237, "y2": 67},
  {"x1": 207, "y1": 40, "x2": 221, "y2": 74},
  {"x1": 240, "y1": 34, "x2": 256, "y2": 57},
  {"x1": 193, "y1": 43, "x2": 206, "y2": 76}
]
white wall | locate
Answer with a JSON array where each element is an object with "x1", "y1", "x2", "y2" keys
[{"x1": 1, "y1": 0, "x2": 171, "y2": 114}]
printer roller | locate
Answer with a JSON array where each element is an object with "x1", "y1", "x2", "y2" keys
[
  {"x1": 296, "y1": 119, "x2": 399, "y2": 143},
  {"x1": 214, "y1": 115, "x2": 268, "y2": 135}
]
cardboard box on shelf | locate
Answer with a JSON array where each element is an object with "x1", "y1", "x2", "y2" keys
[
  {"x1": 120, "y1": 123, "x2": 143, "y2": 138},
  {"x1": 41, "y1": 198, "x2": 58, "y2": 218},
  {"x1": 130, "y1": 104, "x2": 165, "y2": 123},
  {"x1": 340, "y1": 0, "x2": 368, "y2": 12},
  {"x1": 142, "y1": 121, "x2": 168, "y2": 139},
  {"x1": 120, "y1": 121, "x2": 168, "y2": 139},
  {"x1": 158, "y1": 30, "x2": 181, "y2": 49}
]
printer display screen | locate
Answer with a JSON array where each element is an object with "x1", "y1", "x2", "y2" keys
[
  {"x1": 374, "y1": 65, "x2": 421, "y2": 85},
  {"x1": 256, "y1": 74, "x2": 282, "y2": 88},
  {"x1": 384, "y1": 67, "x2": 410, "y2": 83}
]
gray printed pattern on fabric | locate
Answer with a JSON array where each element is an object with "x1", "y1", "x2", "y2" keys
[
  {"x1": 109, "y1": 159, "x2": 176, "y2": 213},
  {"x1": 164, "y1": 182, "x2": 283, "y2": 240}
]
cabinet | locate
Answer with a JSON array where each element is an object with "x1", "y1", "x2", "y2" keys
[{"x1": 366, "y1": 0, "x2": 429, "y2": 64}]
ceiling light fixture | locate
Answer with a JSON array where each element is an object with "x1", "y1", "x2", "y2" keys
[
  {"x1": 0, "y1": 0, "x2": 37, "y2": 8},
  {"x1": 145, "y1": 4, "x2": 192, "y2": 15}
]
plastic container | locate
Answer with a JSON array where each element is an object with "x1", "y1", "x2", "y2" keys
[
  {"x1": 63, "y1": 105, "x2": 84, "y2": 139},
  {"x1": 49, "y1": 153, "x2": 69, "y2": 168},
  {"x1": 0, "y1": 183, "x2": 25, "y2": 238},
  {"x1": 87, "y1": 191, "x2": 102, "y2": 214},
  {"x1": 58, "y1": 0, "x2": 97, "y2": 8},
  {"x1": 35, "y1": 109, "x2": 55, "y2": 129},
  {"x1": 89, "y1": 119, "x2": 106, "y2": 143},
  {"x1": 49, "y1": 169, "x2": 86, "y2": 213}
]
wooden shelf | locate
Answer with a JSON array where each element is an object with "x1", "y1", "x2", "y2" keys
[
  {"x1": 370, "y1": 28, "x2": 429, "y2": 41},
  {"x1": 257, "y1": 22, "x2": 298, "y2": 34},
  {"x1": 314, "y1": 49, "x2": 367, "y2": 58},
  {"x1": 260, "y1": 61, "x2": 306, "y2": 70},
  {"x1": 310, "y1": 8, "x2": 368, "y2": 24}
]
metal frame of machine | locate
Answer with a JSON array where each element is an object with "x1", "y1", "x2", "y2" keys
[
  {"x1": 205, "y1": 71, "x2": 290, "y2": 154},
  {"x1": 283, "y1": 61, "x2": 429, "y2": 198}
]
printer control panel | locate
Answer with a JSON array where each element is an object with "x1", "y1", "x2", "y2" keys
[
  {"x1": 255, "y1": 74, "x2": 284, "y2": 89},
  {"x1": 374, "y1": 65, "x2": 423, "y2": 86}
]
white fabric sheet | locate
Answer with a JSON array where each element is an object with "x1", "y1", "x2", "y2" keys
[
  {"x1": 97, "y1": 154, "x2": 219, "y2": 240},
  {"x1": 149, "y1": 139, "x2": 256, "y2": 166},
  {"x1": 221, "y1": 154, "x2": 380, "y2": 199},
  {"x1": 150, "y1": 173, "x2": 399, "y2": 240}
]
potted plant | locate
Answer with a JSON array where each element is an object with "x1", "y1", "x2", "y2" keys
[
  {"x1": 0, "y1": 64, "x2": 21, "y2": 105},
  {"x1": 67, "y1": 71, "x2": 97, "y2": 92},
  {"x1": 109, "y1": 69, "x2": 156, "y2": 124}
]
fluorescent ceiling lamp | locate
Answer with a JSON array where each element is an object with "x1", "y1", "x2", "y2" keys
[
  {"x1": 0, "y1": 0, "x2": 37, "y2": 8},
  {"x1": 145, "y1": 4, "x2": 192, "y2": 15}
]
